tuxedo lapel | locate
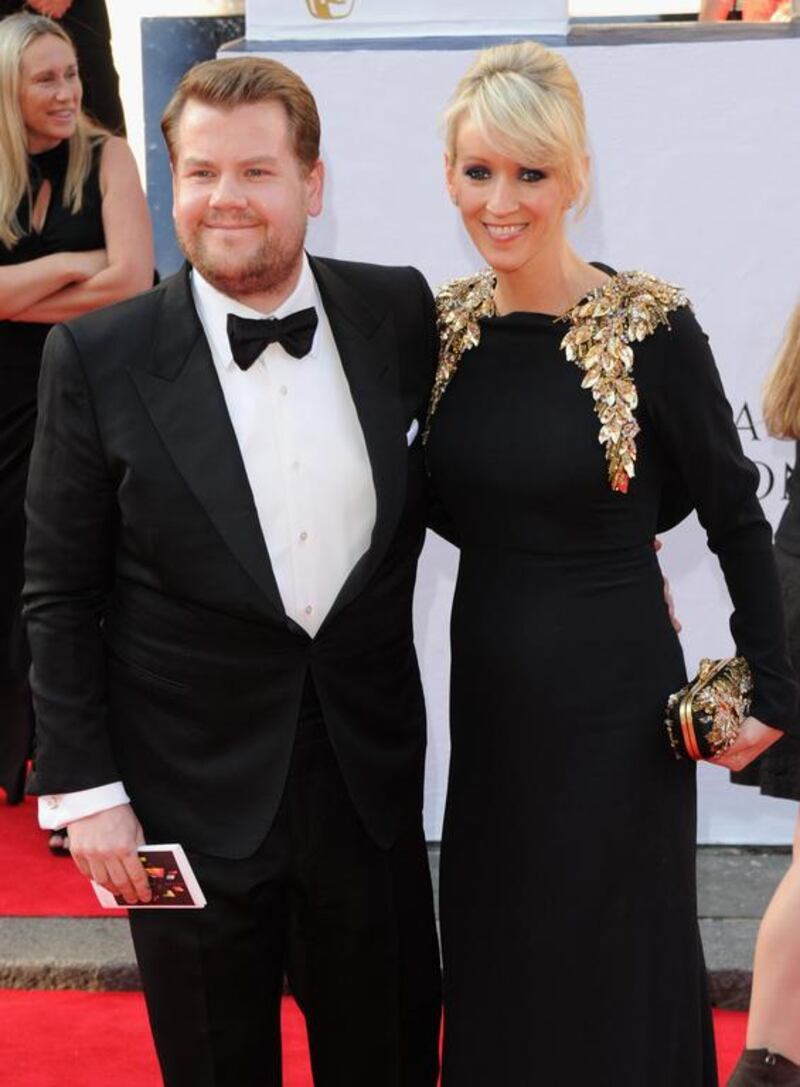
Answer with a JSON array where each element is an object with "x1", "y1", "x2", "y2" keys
[
  {"x1": 310, "y1": 257, "x2": 408, "y2": 631},
  {"x1": 126, "y1": 265, "x2": 286, "y2": 621}
]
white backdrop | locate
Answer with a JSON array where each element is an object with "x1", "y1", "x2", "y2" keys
[
  {"x1": 243, "y1": 34, "x2": 800, "y2": 842},
  {"x1": 246, "y1": 0, "x2": 568, "y2": 40}
]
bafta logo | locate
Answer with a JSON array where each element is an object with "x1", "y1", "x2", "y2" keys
[{"x1": 306, "y1": 0, "x2": 356, "y2": 18}]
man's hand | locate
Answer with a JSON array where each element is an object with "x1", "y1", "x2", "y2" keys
[
  {"x1": 711, "y1": 716, "x2": 783, "y2": 771},
  {"x1": 662, "y1": 575, "x2": 681, "y2": 634},
  {"x1": 68, "y1": 803, "x2": 152, "y2": 905},
  {"x1": 653, "y1": 538, "x2": 682, "y2": 634},
  {"x1": 25, "y1": 0, "x2": 74, "y2": 17}
]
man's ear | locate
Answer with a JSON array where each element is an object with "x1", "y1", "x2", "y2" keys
[
  {"x1": 169, "y1": 160, "x2": 177, "y2": 220},
  {"x1": 307, "y1": 159, "x2": 325, "y2": 218}
]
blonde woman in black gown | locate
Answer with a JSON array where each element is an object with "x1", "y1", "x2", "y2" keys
[
  {"x1": 728, "y1": 301, "x2": 800, "y2": 1087},
  {"x1": 424, "y1": 42, "x2": 797, "y2": 1086},
  {"x1": 0, "y1": 13, "x2": 152, "y2": 820}
]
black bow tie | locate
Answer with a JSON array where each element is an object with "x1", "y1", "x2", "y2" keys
[{"x1": 226, "y1": 307, "x2": 318, "y2": 370}]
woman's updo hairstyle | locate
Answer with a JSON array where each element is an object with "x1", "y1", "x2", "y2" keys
[{"x1": 443, "y1": 41, "x2": 590, "y2": 215}]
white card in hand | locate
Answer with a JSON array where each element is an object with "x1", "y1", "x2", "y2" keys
[{"x1": 91, "y1": 843, "x2": 206, "y2": 909}]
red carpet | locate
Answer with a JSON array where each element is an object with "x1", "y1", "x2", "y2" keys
[
  {"x1": 0, "y1": 795, "x2": 123, "y2": 916},
  {"x1": 0, "y1": 990, "x2": 747, "y2": 1086},
  {"x1": 0, "y1": 793, "x2": 752, "y2": 1084},
  {"x1": 0, "y1": 992, "x2": 312, "y2": 1086},
  {"x1": 715, "y1": 1009, "x2": 749, "y2": 1081}
]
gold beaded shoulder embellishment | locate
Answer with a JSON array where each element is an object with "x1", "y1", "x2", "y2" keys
[
  {"x1": 559, "y1": 271, "x2": 689, "y2": 493},
  {"x1": 423, "y1": 270, "x2": 496, "y2": 442},
  {"x1": 423, "y1": 268, "x2": 688, "y2": 495}
]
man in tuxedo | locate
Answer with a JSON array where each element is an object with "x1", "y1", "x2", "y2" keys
[{"x1": 25, "y1": 56, "x2": 440, "y2": 1087}]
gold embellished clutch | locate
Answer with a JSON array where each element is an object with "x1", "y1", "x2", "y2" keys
[{"x1": 665, "y1": 657, "x2": 753, "y2": 761}]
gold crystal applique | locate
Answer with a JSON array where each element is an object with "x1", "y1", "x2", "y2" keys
[
  {"x1": 424, "y1": 269, "x2": 688, "y2": 494},
  {"x1": 423, "y1": 270, "x2": 496, "y2": 442},
  {"x1": 560, "y1": 272, "x2": 688, "y2": 493}
]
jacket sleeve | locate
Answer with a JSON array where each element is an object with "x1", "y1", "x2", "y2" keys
[
  {"x1": 640, "y1": 305, "x2": 798, "y2": 735},
  {"x1": 416, "y1": 273, "x2": 460, "y2": 547},
  {"x1": 24, "y1": 323, "x2": 122, "y2": 794}
]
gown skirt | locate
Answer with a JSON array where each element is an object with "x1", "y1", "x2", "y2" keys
[{"x1": 439, "y1": 543, "x2": 717, "y2": 1086}]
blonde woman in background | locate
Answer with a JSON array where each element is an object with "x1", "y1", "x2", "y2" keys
[
  {"x1": 727, "y1": 302, "x2": 800, "y2": 1087},
  {"x1": 0, "y1": 13, "x2": 152, "y2": 832},
  {"x1": 0, "y1": 2, "x2": 125, "y2": 133},
  {"x1": 424, "y1": 40, "x2": 796, "y2": 1085}
]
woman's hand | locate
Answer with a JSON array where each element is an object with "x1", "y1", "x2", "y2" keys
[
  {"x1": 9, "y1": 139, "x2": 153, "y2": 324},
  {"x1": 710, "y1": 716, "x2": 783, "y2": 771},
  {"x1": 0, "y1": 249, "x2": 105, "y2": 321},
  {"x1": 653, "y1": 538, "x2": 681, "y2": 633},
  {"x1": 4, "y1": 250, "x2": 108, "y2": 322},
  {"x1": 69, "y1": 249, "x2": 108, "y2": 282}
]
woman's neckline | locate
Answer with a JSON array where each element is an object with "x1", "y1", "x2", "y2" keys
[
  {"x1": 28, "y1": 139, "x2": 69, "y2": 186},
  {"x1": 490, "y1": 261, "x2": 617, "y2": 322},
  {"x1": 29, "y1": 139, "x2": 67, "y2": 163}
]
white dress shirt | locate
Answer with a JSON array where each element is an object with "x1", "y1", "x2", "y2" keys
[{"x1": 39, "y1": 255, "x2": 377, "y2": 830}]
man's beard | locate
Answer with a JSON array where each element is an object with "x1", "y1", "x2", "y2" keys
[{"x1": 176, "y1": 220, "x2": 307, "y2": 303}]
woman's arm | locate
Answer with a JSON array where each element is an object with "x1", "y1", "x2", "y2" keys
[
  {"x1": 11, "y1": 138, "x2": 153, "y2": 324},
  {"x1": 0, "y1": 250, "x2": 106, "y2": 321},
  {"x1": 641, "y1": 306, "x2": 798, "y2": 749},
  {"x1": 698, "y1": 0, "x2": 734, "y2": 19}
]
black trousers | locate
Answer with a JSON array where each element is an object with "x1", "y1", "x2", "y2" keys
[{"x1": 128, "y1": 690, "x2": 441, "y2": 1087}]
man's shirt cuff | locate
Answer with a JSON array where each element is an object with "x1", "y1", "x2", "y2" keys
[{"x1": 38, "y1": 782, "x2": 130, "y2": 829}]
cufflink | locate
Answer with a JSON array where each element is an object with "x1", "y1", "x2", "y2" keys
[{"x1": 45, "y1": 796, "x2": 62, "y2": 809}]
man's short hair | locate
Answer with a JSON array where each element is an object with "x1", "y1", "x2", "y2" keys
[{"x1": 161, "y1": 56, "x2": 321, "y2": 172}]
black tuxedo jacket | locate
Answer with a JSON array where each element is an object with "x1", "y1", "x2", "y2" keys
[{"x1": 24, "y1": 257, "x2": 438, "y2": 856}]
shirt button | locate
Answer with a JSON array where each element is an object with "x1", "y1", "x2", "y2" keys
[
  {"x1": 291, "y1": 461, "x2": 300, "y2": 471},
  {"x1": 304, "y1": 605, "x2": 313, "y2": 616},
  {"x1": 280, "y1": 385, "x2": 288, "y2": 396},
  {"x1": 299, "y1": 531, "x2": 308, "y2": 542}
]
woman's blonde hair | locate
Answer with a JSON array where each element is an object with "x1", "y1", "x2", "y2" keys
[
  {"x1": 442, "y1": 41, "x2": 590, "y2": 215},
  {"x1": 763, "y1": 301, "x2": 800, "y2": 439},
  {"x1": 0, "y1": 12, "x2": 108, "y2": 250}
]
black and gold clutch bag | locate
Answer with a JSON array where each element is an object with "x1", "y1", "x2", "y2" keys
[{"x1": 665, "y1": 657, "x2": 753, "y2": 761}]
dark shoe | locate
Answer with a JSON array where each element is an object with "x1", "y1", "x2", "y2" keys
[
  {"x1": 728, "y1": 1049, "x2": 800, "y2": 1086},
  {"x1": 47, "y1": 828, "x2": 70, "y2": 857}
]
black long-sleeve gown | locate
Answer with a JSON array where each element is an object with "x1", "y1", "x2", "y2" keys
[
  {"x1": 425, "y1": 269, "x2": 798, "y2": 1086},
  {"x1": 0, "y1": 141, "x2": 105, "y2": 802}
]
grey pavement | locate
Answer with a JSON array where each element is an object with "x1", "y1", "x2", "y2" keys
[
  {"x1": 699, "y1": 846, "x2": 791, "y2": 1009},
  {"x1": 0, "y1": 845, "x2": 791, "y2": 1010}
]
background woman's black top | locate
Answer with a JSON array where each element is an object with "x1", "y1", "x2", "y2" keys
[
  {"x1": 2, "y1": 140, "x2": 104, "y2": 365},
  {"x1": 0, "y1": 138, "x2": 105, "y2": 802},
  {"x1": 732, "y1": 440, "x2": 800, "y2": 797},
  {"x1": 775, "y1": 441, "x2": 800, "y2": 556}
]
